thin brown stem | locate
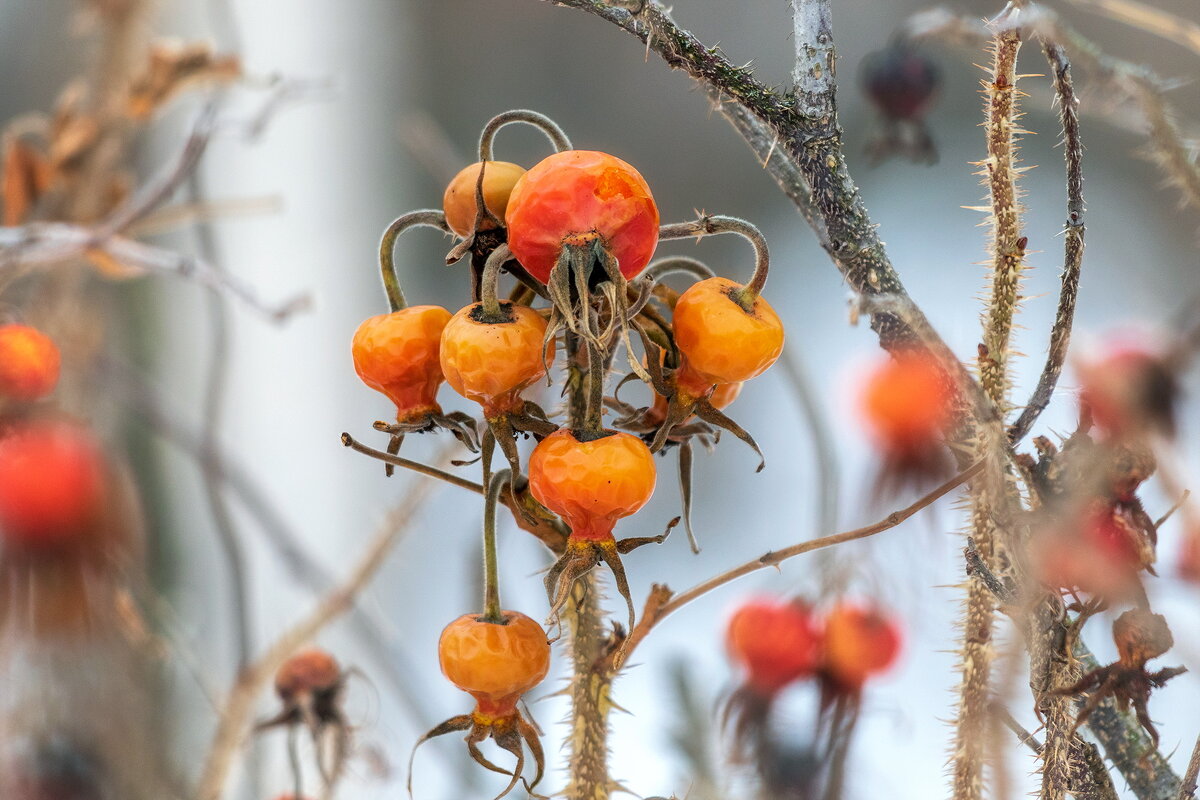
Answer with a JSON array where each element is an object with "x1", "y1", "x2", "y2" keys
[
  {"x1": 481, "y1": 470, "x2": 511, "y2": 623},
  {"x1": 377, "y1": 210, "x2": 449, "y2": 312},
  {"x1": 478, "y1": 108, "x2": 572, "y2": 161},
  {"x1": 1178, "y1": 733, "x2": 1200, "y2": 800},
  {"x1": 657, "y1": 215, "x2": 770, "y2": 300},
  {"x1": 618, "y1": 461, "x2": 981, "y2": 662},
  {"x1": 340, "y1": 433, "x2": 484, "y2": 495}
]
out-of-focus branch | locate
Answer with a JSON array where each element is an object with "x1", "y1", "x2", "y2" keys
[
  {"x1": 1065, "y1": 0, "x2": 1200, "y2": 58},
  {"x1": 909, "y1": 3, "x2": 1200, "y2": 214},
  {"x1": 196, "y1": 473, "x2": 442, "y2": 800}
]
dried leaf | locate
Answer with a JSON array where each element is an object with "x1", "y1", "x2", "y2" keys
[{"x1": 127, "y1": 40, "x2": 241, "y2": 120}]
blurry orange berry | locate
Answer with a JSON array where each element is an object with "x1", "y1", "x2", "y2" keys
[
  {"x1": 672, "y1": 277, "x2": 784, "y2": 388},
  {"x1": 860, "y1": 352, "x2": 954, "y2": 456},
  {"x1": 0, "y1": 420, "x2": 105, "y2": 549},
  {"x1": 726, "y1": 599, "x2": 822, "y2": 693},
  {"x1": 1181, "y1": 529, "x2": 1200, "y2": 584},
  {"x1": 528, "y1": 429, "x2": 656, "y2": 542},
  {"x1": 439, "y1": 302, "x2": 553, "y2": 417},
  {"x1": 351, "y1": 305, "x2": 452, "y2": 424},
  {"x1": 275, "y1": 647, "x2": 342, "y2": 703},
  {"x1": 505, "y1": 150, "x2": 659, "y2": 283},
  {"x1": 442, "y1": 160, "x2": 526, "y2": 238},
  {"x1": 822, "y1": 603, "x2": 902, "y2": 691},
  {"x1": 439, "y1": 611, "x2": 550, "y2": 718},
  {"x1": 0, "y1": 323, "x2": 61, "y2": 401}
]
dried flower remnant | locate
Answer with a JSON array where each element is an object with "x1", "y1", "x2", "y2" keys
[{"x1": 1054, "y1": 609, "x2": 1186, "y2": 746}]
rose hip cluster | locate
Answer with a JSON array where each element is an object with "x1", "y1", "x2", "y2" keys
[{"x1": 345, "y1": 110, "x2": 786, "y2": 795}]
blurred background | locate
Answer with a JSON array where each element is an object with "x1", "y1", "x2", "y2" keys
[{"x1": 1, "y1": 0, "x2": 1198, "y2": 798}]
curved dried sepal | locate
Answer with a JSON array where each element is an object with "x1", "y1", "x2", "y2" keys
[
  {"x1": 677, "y1": 441, "x2": 699, "y2": 554},
  {"x1": 408, "y1": 714, "x2": 474, "y2": 796},
  {"x1": 490, "y1": 722, "x2": 526, "y2": 800},
  {"x1": 486, "y1": 415, "x2": 524, "y2": 482},
  {"x1": 546, "y1": 248, "x2": 577, "y2": 334},
  {"x1": 384, "y1": 433, "x2": 404, "y2": 478},
  {"x1": 373, "y1": 410, "x2": 481, "y2": 453},
  {"x1": 630, "y1": 320, "x2": 673, "y2": 396},
  {"x1": 544, "y1": 542, "x2": 603, "y2": 635},
  {"x1": 648, "y1": 394, "x2": 697, "y2": 454},
  {"x1": 466, "y1": 723, "x2": 513, "y2": 777},
  {"x1": 516, "y1": 712, "x2": 547, "y2": 794},
  {"x1": 692, "y1": 400, "x2": 765, "y2": 472},
  {"x1": 510, "y1": 403, "x2": 558, "y2": 438}
]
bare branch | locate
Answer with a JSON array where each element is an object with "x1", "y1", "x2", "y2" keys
[{"x1": 1009, "y1": 41, "x2": 1085, "y2": 444}]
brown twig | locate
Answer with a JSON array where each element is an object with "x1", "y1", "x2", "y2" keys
[
  {"x1": 340, "y1": 432, "x2": 484, "y2": 495},
  {"x1": 616, "y1": 461, "x2": 982, "y2": 665},
  {"x1": 1179, "y1": 733, "x2": 1200, "y2": 800}
]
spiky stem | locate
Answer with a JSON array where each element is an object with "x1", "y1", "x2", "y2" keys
[
  {"x1": 564, "y1": 576, "x2": 613, "y2": 800},
  {"x1": 952, "y1": 15, "x2": 1024, "y2": 800}
]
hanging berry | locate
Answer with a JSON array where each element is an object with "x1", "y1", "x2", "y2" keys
[
  {"x1": 411, "y1": 471, "x2": 549, "y2": 797},
  {"x1": 529, "y1": 428, "x2": 666, "y2": 641},
  {"x1": 443, "y1": 161, "x2": 527, "y2": 238},
  {"x1": 1077, "y1": 339, "x2": 1177, "y2": 439},
  {"x1": 726, "y1": 598, "x2": 823, "y2": 694}
]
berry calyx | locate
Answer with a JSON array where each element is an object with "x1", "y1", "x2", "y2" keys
[
  {"x1": 822, "y1": 603, "x2": 902, "y2": 691},
  {"x1": 443, "y1": 161, "x2": 526, "y2": 238},
  {"x1": 672, "y1": 277, "x2": 784, "y2": 386},
  {"x1": 529, "y1": 428, "x2": 656, "y2": 542},
  {"x1": 726, "y1": 599, "x2": 823, "y2": 694},
  {"x1": 504, "y1": 149, "x2": 659, "y2": 283},
  {"x1": 0, "y1": 323, "x2": 61, "y2": 402},
  {"x1": 440, "y1": 302, "x2": 553, "y2": 418},
  {"x1": 0, "y1": 420, "x2": 106, "y2": 549},
  {"x1": 351, "y1": 305, "x2": 451, "y2": 425}
]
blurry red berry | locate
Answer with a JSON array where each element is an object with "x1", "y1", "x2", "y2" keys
[
  {"x1": 726, "y1": 599, "x2": 823, "y2": 694},
  {"x1": 0, "y1": 323, "x2": 61, "y2": 401},
  {"x1": 275, "y1": 647, "x2": 342, "y2": 703},
  {"x1": 0, "y1": 420, "x2": 106, "y2": 549},
  {"x1": 1077, "y1": 342, "x2": 1177, "y2": 438}
]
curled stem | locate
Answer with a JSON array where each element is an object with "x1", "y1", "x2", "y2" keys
[
  {"x1": 657, "y1": 214, "x2": 769, "y2": 304},
  {"x1": 482, "y1": 470, "x2": 512, "y2": 623},
  {"x1": 378, "y1": 210, "x2": 450, "y2": 312},
  {"x1": 480, "y1": 243, "x2": 515, "y2": 320},
  {"x1": 478, "y1": 109, "x2": 572, "y2": 161},
  {"x1": 641, "y1": 256, "x2": 716, "y2": 285}
]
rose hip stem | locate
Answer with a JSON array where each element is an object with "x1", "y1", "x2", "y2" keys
[
  {"x1": 377, "y1": 209, "x2": 450, "y2": 312},
  {"x1": 657, "y1": 215, "x2": 770, "y2": 308},
  {"x1": 479, "y1": 244, "x2": 516, "y2": 322},
  {"x1": 470, "y1": 111, "x2": 574, "y2": 235},
  {"x1": 482, "y1": 469, "x2": 511, "y2": 624},
  {"x1": 641, "y1": 256, "x2": 716, "y2": 285},
  {"x1": 478, "y1": 109, "x2": 573, "y2": 163}
]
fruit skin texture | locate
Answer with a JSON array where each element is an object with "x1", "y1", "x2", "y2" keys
[
  {"x1": 504, "y1": 150, "x2": 659, "y2": 283},
  {"x1": 0, "y1": 420, "x2": 106, "y2": 549},
  {"x1": 439, "y1": 303, "x2": 553, "y2": 417},
  {"x1": 528, "y1": 429, "x2": 656, "y2": 542},
  {"x1": 822, "y1": 603, "x2": 902, "y2": 691},
  {"x1": 672, "y1": 277, "x2": 784, "y2": 387},
  {"x1": 0, "y1": 323, "x2": 61, "y2": 401},
  {"x1": 442, "y1": 161, "x2": 526, "y2": 238},
  {"x1": 860, "y1": 353, "x2": 954, "y2": 456},
  {"x1": 726, "y1": 599, "x2": 823, "y2": 694},
  {"x1": 352, "y1": 305, "x2": 452, "y2": 423},
  {"x1": 439, "y1": 611, "x2": 550, "y2": 718}
]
